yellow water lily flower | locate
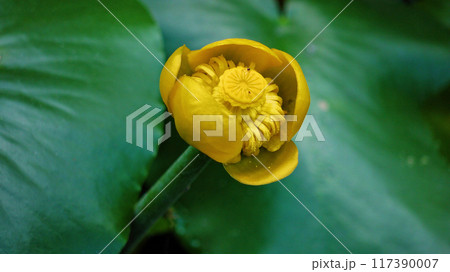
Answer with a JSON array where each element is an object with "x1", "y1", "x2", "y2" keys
[{"x1": 160, "y1": 38, "x2": 310, "y2": 185}]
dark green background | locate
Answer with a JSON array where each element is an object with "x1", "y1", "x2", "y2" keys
[{"x1": 0, "y1": 0, "x2": 449, "y2": 253}]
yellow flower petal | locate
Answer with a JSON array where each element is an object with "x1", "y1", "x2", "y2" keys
[
  {"x1": 224, "y1": 140, "x2": 298, "y2": 185},
  {"x1": 160, "y1": 45, "x2": 191, "y2": 111},
  {"x1": 188, "y1": 38, "x2": 282, "y2": 73},
  {"x1": 268, "y1": 49, "x2": 310, "y2": 140},
  {"x1": 169, "y1": 75, "x2": 243, "y2": 163}
]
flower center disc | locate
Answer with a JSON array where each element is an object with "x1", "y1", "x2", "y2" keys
[{"x1": 220, "y1": 66, "x2": 267, "y2": 108}]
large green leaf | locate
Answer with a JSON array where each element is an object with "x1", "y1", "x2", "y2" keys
[
  {"x1": 144, "y1": 0, "x2": 450, "y2": 253},
  {"x1": 0, "y1": 0, "x2": 164, "y2": 253}
]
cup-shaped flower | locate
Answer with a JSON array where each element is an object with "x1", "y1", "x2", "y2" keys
[{"x1": 160, "y1": 39, "x2": 310, "y2": 185}]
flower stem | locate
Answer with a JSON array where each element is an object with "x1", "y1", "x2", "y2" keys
[{"x1": 122, "y1": 146, "x2": 210, "y2": 253}]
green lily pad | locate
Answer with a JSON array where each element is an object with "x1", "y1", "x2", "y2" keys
[
  {"x1": 145, "y1": 0, "x2": 450, "y2": 253},
  {"x1": 0, "y1": 0, "x2": 164, "y2": 253}
]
